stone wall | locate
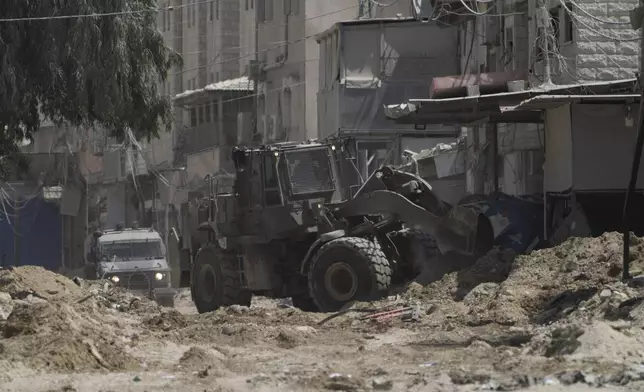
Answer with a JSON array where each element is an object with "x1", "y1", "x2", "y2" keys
[{"x1": 571, "y1": 0, "x2": 639, "y2": 81}]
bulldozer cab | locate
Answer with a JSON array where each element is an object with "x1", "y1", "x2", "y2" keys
[
  {"x1": 218, "y1": 141, "x2": 340, "y2": 240},
  {"x1": 231, "y1": 142, "x2": 339, "y2": 205}
]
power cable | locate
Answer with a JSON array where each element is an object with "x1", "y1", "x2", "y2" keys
[
  {"x1": 0, "y1": 1, "x2": 212, "y2": 22},
  {"x1": 561, "y1": 0, "x2": 630, "y2": 25}
]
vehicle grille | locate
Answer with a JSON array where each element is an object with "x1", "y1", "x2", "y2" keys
[
  {"x1": 285, "y1": 148, "x2": 335, "y2": 195},
  {"x1": 110, "y1": 271, "x2": 152, "y2": 291}
]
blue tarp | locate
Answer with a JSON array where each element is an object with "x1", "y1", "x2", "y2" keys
[{"x1": 476, "y1": 193, "x2": 544, "y2": 254}]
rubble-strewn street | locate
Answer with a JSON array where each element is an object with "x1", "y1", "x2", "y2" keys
[{"x1": 2, "y1": 233, "x2": 644, "y2": 391}]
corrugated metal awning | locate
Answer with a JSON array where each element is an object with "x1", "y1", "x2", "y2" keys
[
  {"x1": 386, "y1": 78, "x2": 639, "y2": 125},
  {"x1": 501, "y1": 94, "x2": 641, "y2": 112},
  {"x1": 173, "y1": 76, "x2": 253, "y2": 106}
]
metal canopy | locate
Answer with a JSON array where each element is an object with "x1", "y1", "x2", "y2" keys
[
  {"x1": 501, "y1": 94, "x2": 641, "y2": 112},
  {"x1": 386, "y1": 78, "x2": 638, "y2": 126}
]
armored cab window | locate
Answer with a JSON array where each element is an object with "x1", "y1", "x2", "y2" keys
[
  {"x1": 284, "y1": 147, "x2": 335, "y2": 198},
  {"x1": 263, "y1": 153, "x2": 282, "y2": 206}
]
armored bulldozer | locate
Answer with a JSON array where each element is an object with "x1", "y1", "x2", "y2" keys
[{"x1": 189, "y1": 140, "x2": 494, "y2": 312}]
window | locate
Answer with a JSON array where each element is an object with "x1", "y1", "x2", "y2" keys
[
  {"x1": 162, "y1": 6, "x2": 166, "y2": 31},
  {"x1": 250, "y1": 0, "x2": 254, "y2": 9},
  {"x1": 187, "y1": 0, "x2": 192, "y2": 27},
  {"x1": 283, "y1": 88, "x2": 292, "y2": 128},
  {"x1": 291, "y1": 0, "x2": 299, "y2": 15},
  {"x1": 245, "y1": 0, "x2": 249, "y2": 11},
  {"x1": 216, "y1": 0, "x2": 220, "y2": 19},
  {"x1": 263, "y1": 155, "x2": 281, "y2": 206},
  {"x1": 258, "y1": 0, "x2": 265, "y2": 22},
  {"x1": 284, "y1": 0, "x2": 291, "y2": 15},
  {"x1": 549, "y1": 6, "x2": 561, "y2": 52},
  {"x1": 198, "y1": 106, "x2": 205, "y2": 124},
  {"x1": 212, "y1": 100, "x2": 219, "y2": 123},
  {"x1": 190, "y1": 108, "x2": 197, "y2": 127},
  {"x1": 191, "y1": 0, "x2": 196, "y2": 27},
  {"x1": 265, "y1": 0, "x2": 273, "y2": 21},
  {"x1": 210, "y1": 1, "x2": 214, "y2": 21},
  {"x1": 563, "y1": 2, "x2": 573, "y2": 43},
  {"x1": 205, "y1": 102, "x2": 211, "y2": 123}
]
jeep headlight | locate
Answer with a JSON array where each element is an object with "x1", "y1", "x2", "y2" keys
[
  {"x1": 110, "y1": 276, "x2": 120, "y2": 283},
  {"x1": 155, "y1": 272, "x2": 164, "y2": 281}
]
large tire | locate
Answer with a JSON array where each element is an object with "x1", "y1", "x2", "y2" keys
[
  {"x1": 291, "y1": 295, "x2": 319, "y2": 312},
  {"x1": 191, "y1": 245, "x2": 251, "y2": 313},
  {"x1": 391, "y1": 228, "x2": 455, "y2": 285},
  {"x1": 308, "y1": 237, "x2": 392, "y2": 312},
  {"x1": 393, "y1": 228, "x2": 441, "y2": 276}
]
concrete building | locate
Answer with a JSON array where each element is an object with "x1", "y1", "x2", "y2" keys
[
  {"x1": 114, "y1": 0, "x2": 247, "y2": 244},
  {"x1": 385, "y1": 0, "x2": 642, "y2": 242},
  {"x1": 254, "y1": 0, "x2": 359, "y2": 142},
  {"x1": 316, "y1": 18, "x2": 463, "y2": 199},
  {"x1": 388, "y1": 0, "x2": 640, "y2": 196},
  {"x1": 5, "y1": 123, "x2": 95, "y2": 272}
]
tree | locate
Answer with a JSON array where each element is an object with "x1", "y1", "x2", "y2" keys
[{"x1": 0, "y1": 0, "x2": 181, "y2": 178}]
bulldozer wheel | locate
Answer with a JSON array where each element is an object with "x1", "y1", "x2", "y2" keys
[
  {"x1": 308, "y1": 237, "x2": 391, "y2": 312},
  {"x1": 392, "y1": 228, "x2": 440, "y2": 275},
  {"x1": 191, "y1": 245, "x2": 251, "y2": 313},
  {"x1": 291, "y1": 295, "x2": 319, "y2": 312}
]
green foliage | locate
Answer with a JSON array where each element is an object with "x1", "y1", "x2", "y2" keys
[{"x1": 0, "y1": 0, "x2": 181, "y2": 175}]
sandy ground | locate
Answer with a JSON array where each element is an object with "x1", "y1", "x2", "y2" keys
[{"x1": 4, "y1": 233, "x2": 644, "y2": 391}]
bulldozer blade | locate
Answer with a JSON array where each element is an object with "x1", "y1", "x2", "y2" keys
[{"x1": 435, "y1": 205, "x2": 485, "y2": 256}]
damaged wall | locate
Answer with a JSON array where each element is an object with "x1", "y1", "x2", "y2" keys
[
  {"x1": 571, "y1": 103, "x2": 644, "y2": 190},
  {"x1": 317, "y1": 20, "x2": 459, "y2": 138}
]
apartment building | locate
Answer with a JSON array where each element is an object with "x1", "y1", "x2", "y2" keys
[{"x1": 252, "y1": 0, "x2": 359, "y2": 142}]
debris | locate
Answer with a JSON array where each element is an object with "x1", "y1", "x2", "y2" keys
[
  {"x1": 84, "y1": 340, "x2": 111, "y2": 370},
  {"x1": 360, "y1": 307, "x2": 414, "y2": 322},
  {"x1": 372, "y1": 378, "x2": 393, "y2": 390},
  {"x1": 326, "y1": 373, "x2": 360, "y2": 391},
  {"x1": 198, "y1": 366, "x2": 211, "y2": 378},
  {"x1": 0, "y1": 291, "x2": 12, "y2": 321}
]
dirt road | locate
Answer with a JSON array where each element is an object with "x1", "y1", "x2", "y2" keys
[{"x1": 3, "y1": 233, "x2": 644, "y2": 391}]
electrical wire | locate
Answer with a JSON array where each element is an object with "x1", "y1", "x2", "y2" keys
[
  {"x1": 174, "y1": 5, "x2": 361, "y2": 76},
  {"x1": 561, "y1": 0, "x2": 631, "y2": 25},
  {"x1": 0, "y1": 0, "x2": 216, "y2": 22},
  {"x1": 559, "y1": 1, "x2": 640, "y2": 42}
]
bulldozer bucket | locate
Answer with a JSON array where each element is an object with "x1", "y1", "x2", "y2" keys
[{"x1": 436, "y1": 205, "x2": 494, "y2": 256}]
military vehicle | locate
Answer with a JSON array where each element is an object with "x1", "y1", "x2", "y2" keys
[
  {"x1": 188, "y1": 139, "x2": 494, "y2": 313},
  {"x1": 85, "y1": 226, "x2": 176, "y2": 307}
]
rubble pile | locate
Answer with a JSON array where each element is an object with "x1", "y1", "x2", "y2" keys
[
  {"x1": 0, "y1": 266, "x2": 162, "y2": 372},
  {"x1": 403, "y1": 232, "x2": 644, "y2": 327}
]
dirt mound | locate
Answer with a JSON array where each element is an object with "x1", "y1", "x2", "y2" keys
[
  {"x1": 144, "y1": 310, "x2": 188, "y2": 331},
  {"x1": 404, "y1": 233, "x2": 644, "y2": 327},
  {"x1": 480, "y1": 233, "x2": 640, "y2": 325},
  {"x1": 1, "y1": 301, "x2": 138, "y2": 372},
  {"x1": 177, "y1": 346, "x2": 226, "y2": 371},
  {"x1": 0, "y1": 266, "x2": 80, "y2": 300},
  {"x1": 403, "y1": 247, "x2": 517, "y2": 304}
]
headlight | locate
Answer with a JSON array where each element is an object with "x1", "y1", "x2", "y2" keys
[
  {"x1": 155, "y1": 272, "x2": 164, "y2": 281},
  {"x1": 110, "y1": 276, "x2": 120, "y2": 283}
]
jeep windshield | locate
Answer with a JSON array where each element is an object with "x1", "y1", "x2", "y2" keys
[{"x1": 100, "y1": 240, "x2": 163, "y2": 261}]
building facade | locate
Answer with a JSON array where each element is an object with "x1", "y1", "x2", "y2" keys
[
  {"x1": 423, "y1": 0, "x2": 640, "y2": 197},
  {"x1": 253, "y1": 0, "x2": 358, "y2": 142}
]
